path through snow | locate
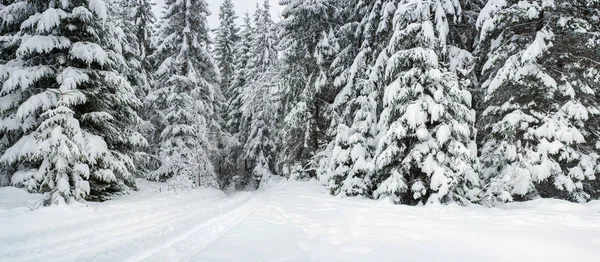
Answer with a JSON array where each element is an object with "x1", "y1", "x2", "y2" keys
[{"x1": 1, "y1": 180, "x2": 600, "y2": 261}]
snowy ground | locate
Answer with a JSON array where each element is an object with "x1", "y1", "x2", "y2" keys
[{"x1": 1, "y1": 180, "x2": 600, "y2": 262}]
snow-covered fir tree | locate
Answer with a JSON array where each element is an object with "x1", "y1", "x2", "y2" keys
[
  {"x1": 277, "y1": 0, "x2": 339, "y2": 179},
  {"x1": 111, "y1": 0, "x2": 152, "y2": 100},
  {"x1": 237, "y1": 1, "x2": 279, "y2": 188},
  {"x1": 226, "y1": 13, "x2": 252, "y2": 138},
  {"x1": 0, "y1": 0, "x2": 31, "y2": 186},
  {"x1": 213, "y1": 0, "x2": 239, "y2": 93},
  {"x1": 112, "y1": 0, "x2": 155, "y2": 177},
  {"x1": 326, "y1": 0, "x2": 396, "y2": 197},
  {"x1": 477, "y1": 0, "x2": 600, "y2": 203},
  {"x1": 245, "y1": 1, "x2": 278, "y2": 87},
  {"x1": 241, "y1": 68, "x2": 279, "y2": 188},
  {"x1": 0, "y1": 0, "x2": 146, "y2": 201},
  {"x1": 372, "y1": 0, "x2": 479, "y2": 205},
  {"x1": 132, "y1": 0, "x2": 158, "y2": 153},
  {"x1": 114, "y1": 0, "x2": 157, "y2": 176},
  {"x1": 147, "y1": 0, "x2": 223, "y2": 189},
  {"x1": 134, "y1": 0, "x2": 156, "y2": 66},
  {"x1": 222, "y1": 12, "x2": 253, "y2": 188},
  {"x1": 212, "y1": 1, "x2": 245, "y2": 186},
  {"x1": 30, "y1": 100, "x2": 90, "y2": 205}
]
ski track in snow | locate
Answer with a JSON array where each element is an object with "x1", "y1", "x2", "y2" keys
[
  {"x1": 0, "y1": 182, "x2": 268, "y2": 262},
  {"x1": 1, "y1": 180, "x2": 600, "y2": 262}
]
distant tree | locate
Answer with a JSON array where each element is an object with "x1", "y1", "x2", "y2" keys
[
  {"x1": 221, "y1": 12, "x2": 253, "y2": 188},
  {"x1": 213, "y1": 0, "x2": 239, "y2": 93}
]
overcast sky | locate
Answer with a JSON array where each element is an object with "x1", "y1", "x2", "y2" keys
[{"x1": 151, "y1": 0, "x2": 285, "y2": 30}]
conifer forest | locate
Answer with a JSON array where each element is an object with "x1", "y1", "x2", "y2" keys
[{"x1": 1, "y1": 0, "x2": 600, "y2": 261}]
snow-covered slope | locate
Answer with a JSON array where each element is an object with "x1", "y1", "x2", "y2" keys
[{"x1": 1, "y1": 180, "x2": 599, "y2": 261}]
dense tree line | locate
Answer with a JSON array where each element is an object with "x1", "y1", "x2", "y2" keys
[{"x1": 0, "y1": 0, "x2": 598, "y2": 206}]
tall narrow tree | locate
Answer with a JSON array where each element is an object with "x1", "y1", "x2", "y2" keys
[
  {"x1": 327, "y1": 0, "x2": 396, "y2": 197},
  {"x1": 134, "y1": 0, "x2": 157, "y2": 67},
  {"x1": 213, "y1": 0, "x2": 239, "y2": 93},
  {"x1": 0, "y1": 0, "x2": 32, "y2": 186},
  {"x1": 277, "y1": 0, "x2": 338, "y2": 179},
  {"x1": 222, "y1": 12, "x2": 253, "y2": 188},
  {"x1": 240, "y1": 0, "x2": 279, "y2": 187},
  {"x1": 147, "y1": 0, "x2": 223, "y2": 189}
]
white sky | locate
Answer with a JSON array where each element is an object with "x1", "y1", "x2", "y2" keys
[{"x1": 151, "y1": 0, "x2": 285, "y2": 30}]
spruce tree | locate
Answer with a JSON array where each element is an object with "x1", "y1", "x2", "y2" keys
[
  {"x1": 277, "y1": 0, "x2": 339, "y2": 179},
  {"x1": 212, "y1": 0, "x2": 241, "y2": 185},
  {"x1": 240, "y1": 1, "x2": 279, "y2": 187},
  {"x1": 114, "y1": 0, "x2": 158, "y2": 176},
  {"x1": 245, "y1": 1, "x2": 278, "y2": 83},
  {"x1": 134, "y1": 0, "x2": 156, "y2": 66},
  {"x1": 147, "y1": 0, "x2": 223, "y2": 189},
  {"x1": 477, "y1": 0, "x2": 600, "y2": 203},
  {"x1": 32, "y1": 100, "x2": 90, "y2": 205},
  {"x1": 213, "y1": 0, "x2": 239, "y2": 93},
  {"x1": 0, "y1": 0, "x2": 145, "y2": 201},
  {"x1": 113, "y1": 0, "x2": 154, "y2": 177},
  {"x1": 222, "y1": 12, "x2": 253, "y2": 188},
  {"x1": 0, "y1": 0, "x2": 31, "y2": 186},
  {"x1": 241, "y1": 68, "x2": 278, "y2": 188},
  {"x1": 373, "y1": 0, "x2": 479, "y2": 205},
  {"x1": 327, "y1": 0, "x2": 393, "y2": 197},
  {"x1": 227, "y1": 12, "x2": 253, "y2": 142}
]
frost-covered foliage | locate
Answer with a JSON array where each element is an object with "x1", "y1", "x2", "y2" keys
[
  {"x1": 277, "y1": 0, "x2": 339, "y2": 179},
  {"x1": 113, "y1": 0, "x2": 156, "y2": 176},
  {"x1": 245, "y1": 1, "x2": 278, "y2": 84},
  {"x1": 133, "y1": 0, "x2": 156, "y2": 64},
  {"x1": 28, "y1": 104, "x2": 90, "y2": 205},
  {"x1": 147, "y1": 0, "x2": 224, "y2": 189},
  {"x1": 321, "y1": 0, "x2": 480, "y2": 205},
  {"x1": 220, "y1": 12, "x2": 252, "y2": 189},
  {"x1": 226, "y1": 13, "x2": 252, "y2": 139},
  {"x1": 241, "y1": 1, "x2": 279, "y2": 187},
  {"x1": 241, "y1": 69, "x2": 278, "y2": 188},
  {"x1": 224, "y1": 1, "x2": 279, "y2": 189},
  {"x1": 213, "y1": 0, "x2": 239, "y2": 92},
  {"x1": 477, "y1": 0, "x2": 600, "y2": 203},
  {"x1": 114, "y1": 0, "x2": 148, "y2": 97},
  {"x1": 0, "y1": 0, "x2": 145, "y2": 202},
  {"x1": 325, "y1": 0, "x2": 394, "y2": 197},
  {"x1": 371, "y1": 0, "x2": 479, "y2": 205},
  {"x1": 2, "y1": 0, "x2": 599, "y2": 207},
  {"x1": 212, "y1": 1, "x2": 240, "y2": 182},
  {"x1": 0, "y1": 0, "x2": 30, "y2": 186}
]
